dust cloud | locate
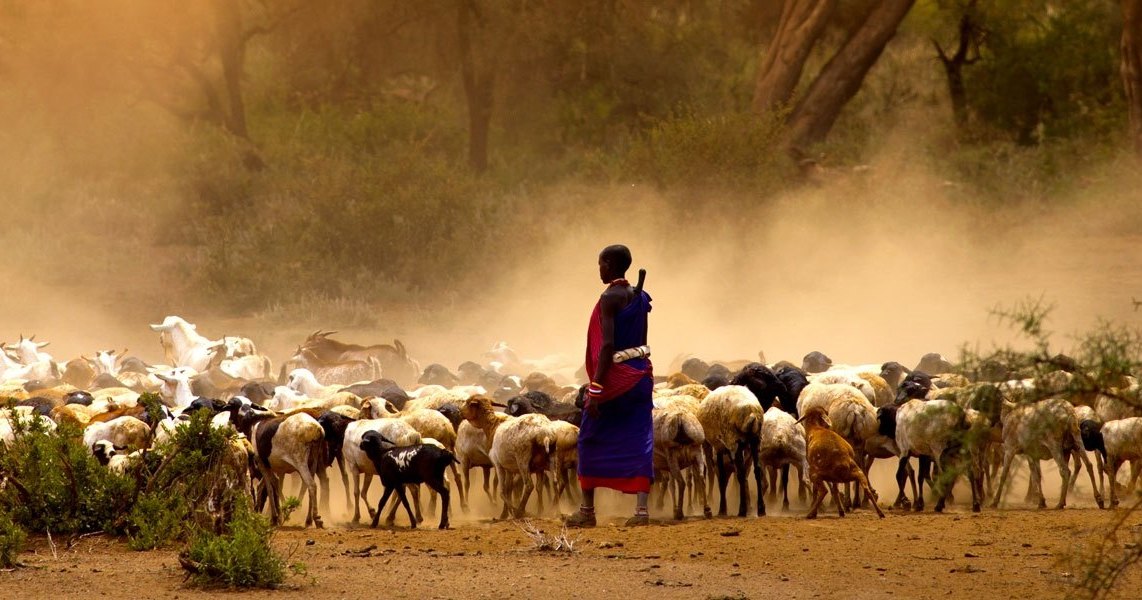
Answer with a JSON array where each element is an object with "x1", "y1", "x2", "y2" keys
[{"x1": 3, "y1": 156, "x2": 1142, "y2": 371}]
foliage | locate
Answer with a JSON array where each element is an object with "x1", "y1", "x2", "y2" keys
[
  {"x1": 621, "y1": 110, "x2": 794, "y2": 192},
  {"x1": 127, "y1": 491, "x2": 191, "y2": 551},
  {"x1": 0, "y1": 511, "x2": 26, "y2": 569},
  {"x1": 179, "y1": 498, "x2": 285, "y2": 589},
  {"x1": 0, "y1": 412, "x2": 135, "y2": 535}
]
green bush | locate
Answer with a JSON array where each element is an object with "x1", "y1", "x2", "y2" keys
[
  {"x1": 180, "y1": 500, "x2": 285, "y2": 589},
  {"x1": 0, "y1": 511, "x2": 26, "y2": 569},
  {"x1": 127, "y1": 491, "x2": 191, "y2": 551},
  {"x1": 0, "y1": 415, "x2": 134, "y2": 535}
]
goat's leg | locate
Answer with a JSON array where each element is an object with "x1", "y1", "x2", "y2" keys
[
  {"x1": 1050, "y1": 447, "x2": 1071, "y2": 509},
  {"x1": 990, "y1": 448, "x2": 1016, "y2": 509},
  {"x1": 496, "y1": 468, "x2": 513, "y2": 520},
  {"x1": 714, "y1": 449, "x2": 731, "y2": 516},
  {"x1": 1075, "y1": 445, "x2": 1105, "y2": 509},
  {"x1": 350, "y1": 469, "x2": 364, "y2": 523},
  {"x1": 516, "y1": 472, "x2": 537, "y2": 519},
  {"x1": 1109, "y1": 457, "x2": 1124, "y2": 507},
  {"x1": 780, "y1": 463, "x2": 791, "y2": 511},
  {"x1": 1026, "y1": 459, "x2": 1047, "y2": 508},
  {"x1": 893, "y1": 456, "x2": 912, "y2": 509},
  {"x1": 431, "y1": 479, "x2": 451, "y2": 530},
  {"x1": 806, "y1": 480, "x2": 827, "y2": 519},
  {"x1": 751, "y1": 444, "x2": 765, "y2": 516},
  {"x1": 732, "y1": 447, "x2": 750, "y2": 517},
  {"x1": 668, "y1": 451, "x2": 684, "y2": 520},
  {"x1": 460, "y1": 460, "x2": 473, "y2": 512},
  {"x1": 915, "y1": 456, "x2": 931, "y2": 512},
  {"x1": 296, "y1": 466, "x2": 322, "y2": 528},
  {"x1": 395, "y1": 487, "x2": 417, "y2": 529},
  {"x1": 828, "y1": 483, "x2": 845, "y2": 518},
  {"x1": 855, "y1": 469, "x2": 886, "y2": 518},
  {"x1": 337, "y1": 457, "x2": 351, "y2": 515},
  {"x1": 450, "y1": 462, "x2": 465, "y2": 510},
  {"x1": 371, "y1": 487, "x2": 395, "y2": 528}
]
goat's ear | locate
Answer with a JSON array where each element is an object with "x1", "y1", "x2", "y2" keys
[
  {"x1": 491, "y1": 401, "x2": 507, "y2": 408},
  {"x1": 794, "y1": 415, "x2": 806, "y2": 425}
]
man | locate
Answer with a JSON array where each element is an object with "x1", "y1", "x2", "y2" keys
[{"x1": 567, "y1": 244, "x2": 654, "y2": 527}]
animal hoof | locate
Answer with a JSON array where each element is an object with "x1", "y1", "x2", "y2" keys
[
  {"x1": 673, "y1": 511, "x2": 684, "y2": 521},
  {"x1": 703, "y1": 508, "x2": 713, "y2": 519},
  {"x1": 314, "y1": 518, "x2": 324, "y2": 529}
]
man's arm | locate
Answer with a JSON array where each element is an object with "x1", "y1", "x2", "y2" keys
[{"x1": 590, "y1": 291, "x2": 621, "y2": 406}]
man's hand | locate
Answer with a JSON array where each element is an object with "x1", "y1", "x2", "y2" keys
[{"x1": 586, "y1": 381, "x2": 603, "y2": 419}]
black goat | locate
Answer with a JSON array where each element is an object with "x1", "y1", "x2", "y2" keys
[
  {"x1": 730, "y1": 363, "x2": 788, "y2": 412},
  {"x1": 801, "y1": 351, "x2": 833, "y2": 373},
  {"x1": 774, "y1": 366, "x2": 809, "y2": 418},
  {"x1": 506, "y1": 390, "x2": 582, "y2": 427},
  {"x1": 895, "y1": 371, "x2": 934, "y2": 405},
  {"x1": 419, "y1": 363, "x2": 460, "y2": 387},
  {"x1": 360, "y1": 431, "x2": 456, "y2": 529},
  {"x1": 342, "y1": 378, "x2": 409, "y2": 410}
]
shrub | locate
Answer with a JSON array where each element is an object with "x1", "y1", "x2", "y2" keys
[
  {"x1": 0, "y1": 511, "x2": 26, "y2": 569},
  {"x1": 0, "y1": 413, "x2": 134, "y2": 535},
  {"x1": 179, "y1": 499, "x2": 285, "y2": 589},
  {"x1": 127, "y1": 491, "x2": 191, "y2": 551}
]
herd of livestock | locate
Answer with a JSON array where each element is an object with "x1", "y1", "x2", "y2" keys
[{"x1": 2, "y1": 315, "x2": 1141, "y2": 530}]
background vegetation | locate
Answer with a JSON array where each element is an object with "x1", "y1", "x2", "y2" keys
[{"x1": 0, "y1": 0, "x2": 1136, "y2": 315}]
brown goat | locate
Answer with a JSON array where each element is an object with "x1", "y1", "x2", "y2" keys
[{"x1": 798, "y1": 406, "x2": 885, "y2": 519}]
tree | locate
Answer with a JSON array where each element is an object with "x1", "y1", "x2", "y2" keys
[
  {"x1": 457, "y1": 0, "x2": 495, "y2": 172},
  {"x1": 932, "y1": 0, "x2": 981, "y2": 131},
  {"x1": 1123, "y1": 0, "x2": 1142, "y2": 155},
  {"x1": 783, "y1": 0, "x2": 917, "y2": 152},
  {"x1": 751, "y1": 0, "x2": 837, "y2": 116}
]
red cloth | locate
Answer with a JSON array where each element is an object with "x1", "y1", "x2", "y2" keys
[
  {"x1": 577, "y1": 475, "x2": 652, "y2": 494},
  {"x1": 585, "y1": 299, "x2": 651, "y2": 402}
]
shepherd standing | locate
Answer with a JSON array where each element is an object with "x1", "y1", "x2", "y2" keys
[{"x1": 566, "y1": 244, "x2": 654, "y2": 527}]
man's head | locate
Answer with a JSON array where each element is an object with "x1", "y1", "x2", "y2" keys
[{"x1": 598, "y1": 244, "x2": 632, "y2": 283}]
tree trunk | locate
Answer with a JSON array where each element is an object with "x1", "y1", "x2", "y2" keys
[
  {"x1": 935, "y1": 1, "x2": 979, "y2": 131},
  {"x1": 1123, "y1": 0, "x2": 1142, "y2": 156},
  {"x1": 213, "y1": 0, "x2": 248, "y2": 139},
  {"x1": 784, "y1": 0, "x2": 916, "y2": 152},
  {"x1": 458, "y1": 0, "x2": 494, "y2": 173},
  {"x1": 752, "y1": 0, "x2": 837, "y2": 116}
]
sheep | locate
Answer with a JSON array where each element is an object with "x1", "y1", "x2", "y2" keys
[
  {"x1": 889, "y1": 399, "x2": 980, "y2": 512},
  {"x1": 758, "y1": 405, "x2": 810, "y2": 511},
  {"x1": 653, "y1": 401, "x2": 710, "y2": 520},
  {"x1": 548, "y1": 420, "x2": 580, "y2": 507},
  {"x1": 798, "y1": 406, "x2": 885, "y2": 519},
  {"x1": 360, "y1": 431, "x2": 457, "y2": 529},
  {"x1": 419, "y1": 363, "x2": 460, "y2": 387},
  {"x1": 802, "y1": 351, "x2": 833, "y2": 373},
  {"x1": 91, "y1": 440, "x2": 142, "y2": 474},
  {"x1": 654, "y1": 383, "x2": 710, "y2": 401},
  {"x1": 230, "y1": 405, "x2": 328, "y2": 527},
  {"x1": 990, "y1": 398, "x2": 1104, "y2": 510},
  {"x1": 455, "y1": 420, "x2": 495, "y2": 511},
  {"x1": 696, "y1": 385, "x2": 766, "y2": 517},
  {"x1": 489, "y1": 413, "x2": 555, "y2": 519},
  {"x1": 82, "y1": 416, "x2": 150, "y2": 452},
  {"x1": 341, "y1": 416, "x2": 423, "y2": 523},
  {"x1": 0, "y1": 410, "x2": 56, "y2": 444},
  {"x1": 1100, "y1": 417, "x2": 1142, "y2": 507}
]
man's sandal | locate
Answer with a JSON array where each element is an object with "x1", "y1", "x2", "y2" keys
[{"x1": 564, "y1": 510, "x2": 596, "y2": 528}]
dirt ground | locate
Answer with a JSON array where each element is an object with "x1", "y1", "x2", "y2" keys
[{"x1": 4, "y1": 485, "x2": 1141, "y2": 600}]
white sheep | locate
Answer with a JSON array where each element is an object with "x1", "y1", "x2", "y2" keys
[
  {"x1": 83, "y1": 416, "x2": 150, "y2": 452},
  {"x1": 892, "y1": 399, "x2": 979, "y2": 512},
  {"x1": 990, "y1": 398, "x2": 1103, "y2": 510},
  {"x1": 548, "y1": 420, "x2": 580, "y2": 508},
  {"x1": 696, "y1": 385, "x2": 766, "y2": 517},
  {"x1": 653, "y1": 401, "x2": 710, "y2": 519},
  {"x1": 455, "y1": 420, "x2": 495, "y2": 512},
  {"x1": 1100, "y1": 417, "x2": 1142, "y2": 507},
  {"x1": 758, "y1": 405, "x2": 810, "y2": 511},
  {"x1": 489, "y1": 412, "x2": 555, "y2": 519}
]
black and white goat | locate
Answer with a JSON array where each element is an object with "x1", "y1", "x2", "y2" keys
[{"x1": 360, "y1": 430, "x2": 456, "y2": 529}]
